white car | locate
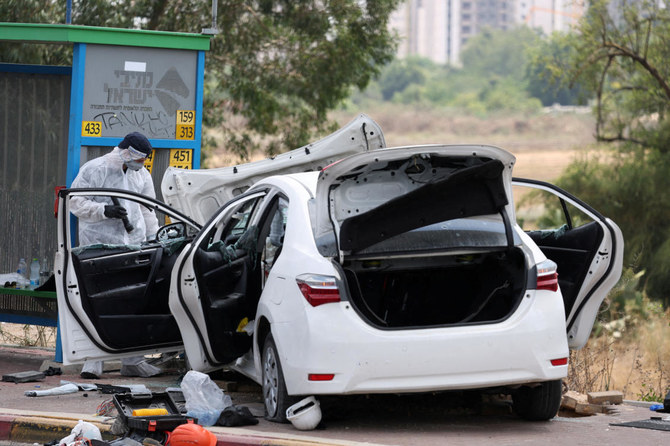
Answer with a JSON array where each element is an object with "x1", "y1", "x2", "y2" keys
[{"x1": 55, "y1": 114, "x2": 623, "y2": 422}]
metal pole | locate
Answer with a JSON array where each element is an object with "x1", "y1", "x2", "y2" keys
[
  {"x1": 66, "y1": 0, "x2": 72, "y2": 24},
  {"x1": 202, "y1": 0, "x2": 219, "y2": 34}
]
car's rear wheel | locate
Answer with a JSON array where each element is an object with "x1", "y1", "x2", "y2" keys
[
  {"x1": 262, "y1": 333, "x2": 297, "y2": 422},
  {"x1": 512, "y1": 379, "x2": 562, "y2": 421}
]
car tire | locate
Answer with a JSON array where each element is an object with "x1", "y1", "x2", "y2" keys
[
  {"x1": 512, "y1": 379, "x2": 562, "y2": 421},
  {"x1": 262, "y1": 333, "x2": 298, "y2": 422}
]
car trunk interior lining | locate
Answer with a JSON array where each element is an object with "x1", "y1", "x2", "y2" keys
[
  {"x1": 338, "y1": 158, "x2": 509, "y2": 252},
  {"x1": 343, "y1": 247, "x2": 527, "y2": 328}
]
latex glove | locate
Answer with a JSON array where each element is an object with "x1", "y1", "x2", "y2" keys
[{"x1": 104, "y1": 205, "x2": 128, "y2": 219}]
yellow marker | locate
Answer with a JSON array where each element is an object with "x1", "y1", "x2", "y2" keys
[{"x1": 132, "y1": 408, "x2": 169, "y2": 416}]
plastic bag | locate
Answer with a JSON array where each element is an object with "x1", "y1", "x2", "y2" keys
[
  {"x1": 58, "y1": 420, "x2": 102, "y2": 446},
  {"x1": 180, "y1": 370, "x2": 232, "y2": 426}
]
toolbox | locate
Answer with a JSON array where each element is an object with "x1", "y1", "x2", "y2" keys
[{"x1": 113, "y1": 392, "x2": 196, "y2": 432}]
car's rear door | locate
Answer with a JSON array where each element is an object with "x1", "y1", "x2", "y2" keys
[
  {"x1": 55, "y1": 188, "x2": 200, "y2": 364},
  {"x1": 168, "y1": 190, "x2": 272, "y2": 372},
  {"x1": 513, "y1": 178, "x2": 624, "y2": 349}
]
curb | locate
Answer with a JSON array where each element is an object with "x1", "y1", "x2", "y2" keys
[{"x1": 0, "y1": 410, "x2": 375, "y2": 446}]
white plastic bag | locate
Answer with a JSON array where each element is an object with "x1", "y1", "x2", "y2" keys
[
  {"x1": 180, "y1": 370, "x2": 231, "y2": 426},
  {"x1": 58, "y1": 420, "x2": 102, "y2": 446}
]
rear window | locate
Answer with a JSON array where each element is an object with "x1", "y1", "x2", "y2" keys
[{"x1": 354, "y1": 215, "x2": 521, "y2": 256}]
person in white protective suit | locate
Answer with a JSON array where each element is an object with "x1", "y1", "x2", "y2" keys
[{"x1": 70, "y1": 132, "x2": 162, "y2": 379}]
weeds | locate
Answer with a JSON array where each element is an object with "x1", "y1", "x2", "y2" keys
[
  {"x1": 567, "y1": 268, "x2": 670, "y2": 401},
  {"x1": 0, "y1": 323, "x2": 56, "y2": 348}
]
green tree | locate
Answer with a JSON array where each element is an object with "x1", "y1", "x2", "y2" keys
[
  {"x1": 377, "y1": 57, "x2": 428, "y2": 101},
  {"x1": 1, "y1": 0, "x2": 401, "y2": 159}
]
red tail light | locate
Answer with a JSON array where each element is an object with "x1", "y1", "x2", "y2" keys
[
  {"x1": 536, "y1": 259, "x2": 559, "y2": 292},
  {"x1": 296, "y1": 274, "x2": 341, "y2": 307},
  {"x1": 308, "y1": 373, "x2": 335, "y2": 381},
  {"x1": 551, "y1": 357, "x2": 568, "y2": 366}
]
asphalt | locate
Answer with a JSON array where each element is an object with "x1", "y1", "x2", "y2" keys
[
  {"x1": 0, "y1": 345, "x2": 374, "y2": 446},
  {"x1": 1, "y1": 345, "x2": 669, "y2": 446}
]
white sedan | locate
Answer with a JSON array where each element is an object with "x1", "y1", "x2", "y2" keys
[{"x1": 55, "y1": 114, "x2": 623, "y2": 422}]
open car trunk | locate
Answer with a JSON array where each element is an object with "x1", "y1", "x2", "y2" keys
[{"x1": 342, "y1": 247, "x2": 527, "y2": 328}]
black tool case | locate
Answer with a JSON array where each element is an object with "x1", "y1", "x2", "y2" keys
[{"x1": 113, "y1": 392, "x2": 196, "y2": 432}]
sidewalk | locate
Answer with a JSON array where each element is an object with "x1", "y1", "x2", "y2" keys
[{"x1": 0, "y1": 345, "x2": 374, "y2": 446}]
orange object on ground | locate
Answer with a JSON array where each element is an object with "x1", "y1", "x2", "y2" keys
[{"x1": 168, "y1": 423, "x2": 217, "y2": 446}]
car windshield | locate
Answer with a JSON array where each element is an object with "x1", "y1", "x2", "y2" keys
[{"x1": 352, "y1": 215, "x2": 520, "y2": 256}]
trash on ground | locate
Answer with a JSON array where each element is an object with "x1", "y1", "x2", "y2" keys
[
  {"x1": 286, "y1": 396, "x2": 322, "y2": 430},
  {"x1": 560, "y1": 390, "x2": 622, "y2": 415},
  {"x1": 610, "y1": 417, "x2": 670, "y2": 432},
  {"x1": 216, "y1": 405, "x2": 259, "y2": 427},
  {"x1": 58, "y1": 420, "x2": 102, "y2": 446},
  {"x1": 24, "y1": 382, "x2": 78, "y2": 397},
  {"x1": 181, "y1": 370, "x2": 232, "y2": 426},
  {"x1": 2, "y1": 370, "x2": 45, "y2": 383},
  {"x1": 96, "y1": 399, "x2": 117, "y2": 417},
  {"x1": 120, "y1": 357, "x2": 162, "y2": 378},
  {"x1": 62, "y1": 380, "x2": 99, "y2": 391},
  {"x1": 44, "y1": 366, "x2": 63, "y2": 376}
]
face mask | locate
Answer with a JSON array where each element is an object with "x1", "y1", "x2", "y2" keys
[{"x1": 125, "y1": 159, "x2": 145, "y2": 171}]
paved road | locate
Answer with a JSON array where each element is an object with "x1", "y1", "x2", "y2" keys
[{"x1": 1, "y1": 346, "x2": 668, "y2": 445}]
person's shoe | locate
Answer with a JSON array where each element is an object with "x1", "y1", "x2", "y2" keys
[{"x1": 80, "y1": 371, "x2": 99, "y2": 379}]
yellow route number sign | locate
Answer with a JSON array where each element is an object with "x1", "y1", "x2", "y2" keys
[
  {"x1": 176, "y1": 110, "x2": 195, "y2": 140},
  {"x1": 82, "y1": 121, "x2": 102, "y2": 137},
  {"x1": 170, "y1": 149, "x2": 193, "y2": 169},
  {"x1": 143, "y1": 150, "x2": 156, "y2": 173}
]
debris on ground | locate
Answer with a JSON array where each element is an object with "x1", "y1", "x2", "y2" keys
[
  {"x1": 561, "y1": 390, "x2": 623, "y2": 415},
  {"x1": 24, "y1": 382, "x2": 78, "y2": 397},
  {"x1": 2, "y1": 370, "x2": 45, "y2": 383}
]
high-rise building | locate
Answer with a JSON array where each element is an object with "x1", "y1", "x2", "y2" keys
[
  {"x1": 517, "y1": 0, "x2": 585, "y2": 34},
  {"x1": 389, "y1": 0, "x2": 584, "y2": 65}
]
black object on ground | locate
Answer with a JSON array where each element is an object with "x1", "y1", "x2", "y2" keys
[
  {"x1": 113, "y1": 392, "x2": 195, "y2": 433},
  {"x1": 44, "y1": 366, "x2": 62, "y2": 376},
  {"x1": 97, "y1": 384, "x2": 133, "y2": 394},
  {"x1": 217, "y1": 405, "x2": 259, "y2": 427},
  {"x1": 611, "y1": 418, "x2": 670, "y2": 432},
  {"x1": 2, "y1": 370, "x2": 45, "y2": 383}
]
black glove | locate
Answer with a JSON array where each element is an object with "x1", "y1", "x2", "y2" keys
[{"x1": 104, "y1": 205, "x2": 128, "y2": 219}]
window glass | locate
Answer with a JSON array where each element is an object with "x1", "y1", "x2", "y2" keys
[
  {"x1": 355, "y1": 214, "x2": 519, "y2": 256},
  {"x1": 513, "y1": 185, "x2": 593, "y2": 231}
]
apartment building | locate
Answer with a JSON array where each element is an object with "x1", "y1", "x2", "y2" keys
[{"x1": 390, "y1": 0, "x2": 584, "y2": 65}]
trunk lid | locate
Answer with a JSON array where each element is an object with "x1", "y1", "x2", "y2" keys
[
  {"x1": 161, "y1": 114, "x2": 385, "y2": 224},
  {"x1": 311, "y1": 145, "x2": 518, "y2": 257}
]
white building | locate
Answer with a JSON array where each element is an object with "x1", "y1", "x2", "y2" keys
[{"x1": 390, "y1": 0, "x2": 584, "y2": 66}]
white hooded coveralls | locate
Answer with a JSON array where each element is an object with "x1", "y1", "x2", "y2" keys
[{"x1": 70, "y1": 147, "x2": 159, "y2": 246}]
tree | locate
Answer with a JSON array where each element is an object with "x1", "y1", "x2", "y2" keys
[
  {"x1": 532, "y1": 1, "x2": 670, "y2": 301},
  {"x1": 1, "y1": 0, "x2": 401, "y2": 159}
]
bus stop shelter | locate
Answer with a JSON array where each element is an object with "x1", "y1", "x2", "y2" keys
[{"x1": 0, "y1": 23, "x2": 210, "y2": 360}]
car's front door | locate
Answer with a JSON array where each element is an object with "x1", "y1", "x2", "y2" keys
[
  {"x1": 55, "y1": 188, "x2": 200, "y2": 365},
  {"x1": 512, "y1": 179, "x2": 624, "y2": 349}
]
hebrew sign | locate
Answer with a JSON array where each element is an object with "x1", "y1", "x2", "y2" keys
[{"x1": 82, "y1": 45, "x2": 197, "y2": 139}]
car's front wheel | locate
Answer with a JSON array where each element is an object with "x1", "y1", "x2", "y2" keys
[
  {"x1": 262, "y1": 333, "x2": 298, "y2": 422},
  {"x1": 512, "y1": 379, "x2": 562, "y2": 421}
]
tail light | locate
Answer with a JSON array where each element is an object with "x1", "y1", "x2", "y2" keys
[
  {"x1": 296, "y1": 274, "x2": 341, "y2": 307},
  {"x1": 536, "y1": 259, "x2": 559, "y2": 292}
]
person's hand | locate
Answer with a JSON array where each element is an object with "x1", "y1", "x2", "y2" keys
[{"x1": 104, "y1": 205, "x2": 128, "y2": 219}]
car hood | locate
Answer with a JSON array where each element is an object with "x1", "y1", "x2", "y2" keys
[
  {"x1": 310, "y1": 144, "x2": 517, "y2": 256},
  {"x1": 161, "y1": 113, "x2": 385, "y2": 224}
]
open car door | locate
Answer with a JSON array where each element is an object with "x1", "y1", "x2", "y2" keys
[
  {"x1": 513, "y1": 178, "x2": 624, "y2": 349},
  {"x1": 167, "y1": 189, "x2": 276, "y2": 372},
  {"x1": 55, "y1": 188, "x2": 200, "y2": 365}
]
